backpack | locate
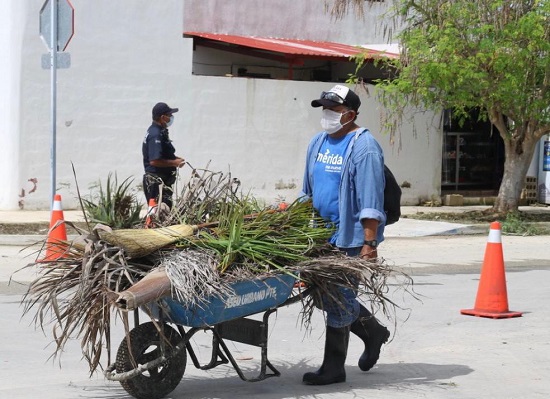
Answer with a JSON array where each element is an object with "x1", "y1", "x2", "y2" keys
[
  {"x1": 384, "y1": 164, "x2": 401, "y2": 225},
  {"x1": 351, "y1": 128, "x2": 401, "y2": 225}
]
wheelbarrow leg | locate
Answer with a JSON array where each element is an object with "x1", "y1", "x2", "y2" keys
[
  {"x1": 213, "y1": 308, "x2": 281, "y2": 382},
  {"x1": 177, "y1": 324, "x2": 230, "y2": 371},
  {"x1": 133, "y1": 309, "x2": 140, "y2": 328}
]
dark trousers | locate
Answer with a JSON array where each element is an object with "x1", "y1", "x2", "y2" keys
[{"x1": 143, "y1": 173, "x2": 175, "y2": 209}]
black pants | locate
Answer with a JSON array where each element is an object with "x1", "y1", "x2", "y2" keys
[{"x1": 143, "y1": 173, "x2": 175, "y2": 209}]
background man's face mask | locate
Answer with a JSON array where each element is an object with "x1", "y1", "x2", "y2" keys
[
  {"x1": 166, "y1": 115, "x2": 174, "y2": 127},
  {"x1": 321, "y1": 109, "x2": 351, "y2": 134}
]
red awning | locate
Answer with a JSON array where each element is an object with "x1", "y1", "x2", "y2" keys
[{"x1": 183, "y1": 32, "x2": 398, "y2": 63}]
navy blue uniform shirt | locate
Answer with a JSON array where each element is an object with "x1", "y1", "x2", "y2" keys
[{"x1": 142, "y1": 123, "x2": 177, "y2": 175}]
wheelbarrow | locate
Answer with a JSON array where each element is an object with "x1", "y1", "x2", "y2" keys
[{"x1": 104, "y1": 273, "x2": 312, "y2": 399}]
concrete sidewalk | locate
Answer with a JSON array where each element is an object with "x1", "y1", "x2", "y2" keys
[
  {"x1": 0, "y1": 205, "x2": 490, "y2": 224},
  {"x1": 0, "y1": 207, "x2": 480, "y2": 245},
  {"x1": 2, "y1": 204, "x2": 550, "y2": 244},
  {"x1": 2, "y1": 204, "x2": 549, "y2": 223}
]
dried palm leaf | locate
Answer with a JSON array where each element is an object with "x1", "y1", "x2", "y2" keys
[
  {"x1": 162, "y1": 249, "x2": 235, "y2": 309},
  {"x1": 161, "y1": 162, "x2": 247, "y2": 227},
  {"x1": 289, "y1": 253, "x2": 416, "y2": 330},
  {"x1": 21, "y1": 227, "x2": 154, "y2": 374}
]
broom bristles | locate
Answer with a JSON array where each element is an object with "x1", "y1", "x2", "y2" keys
[{"x1": 100, "y1": 224, "x2": 196, "y2": 258}]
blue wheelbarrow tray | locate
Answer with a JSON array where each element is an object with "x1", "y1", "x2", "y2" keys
[{"x1": 146, "y1": 273, "x2": 297, "y2": 328}]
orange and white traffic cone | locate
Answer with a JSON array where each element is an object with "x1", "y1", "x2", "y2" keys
[
  {"x1": 460, "y1": 221, "x2": 522, "y2": 319},
  {"x1": 145, "y1": 198, "x2": 157, "y2": 228},
  {"x1": 41, "y1": 194, "x2": 68, "y2": 262}
]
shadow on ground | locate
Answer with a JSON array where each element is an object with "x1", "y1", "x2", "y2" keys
[{"x1": 100, "y1": 359, "x2": 473, "y2": 399}]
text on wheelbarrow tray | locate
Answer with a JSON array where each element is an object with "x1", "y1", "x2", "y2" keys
[{"x1": 224, "y1": 287, "x2": 278, "y2": 309}]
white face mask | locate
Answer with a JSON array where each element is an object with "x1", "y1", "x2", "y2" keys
[
  {"x1": 320, "y1": 109, "x2": 351, "y2": 134},
  {"x1": 166, "y1": 115, "x2": 174, "y2": 127}
]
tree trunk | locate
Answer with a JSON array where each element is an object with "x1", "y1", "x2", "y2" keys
[{"x1": 493, "y1": 132, "x2": 537, "y2": 213}]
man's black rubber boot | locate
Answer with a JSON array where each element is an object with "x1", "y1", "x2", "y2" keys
[
  {"x1": 303, "y1": 326, "x2": 350, "y2": 385},
  {"x1": 350, "y1": 304, "x2": 390, "y2": 372}
]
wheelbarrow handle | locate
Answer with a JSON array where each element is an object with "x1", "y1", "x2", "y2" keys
[{"x1": 279, "y1": 285, "x2": 315, "y2": 308}]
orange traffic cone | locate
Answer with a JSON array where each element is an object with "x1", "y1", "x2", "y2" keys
[
  {"x1": 145, "y1": 198, "x2": 157, "y2": 228},
  {"x1": 41, "y1": 194, "x2": 68, "y2": 261},
  {"x1": 460, "y1": 221, "x2": 522, "y2": 319}
]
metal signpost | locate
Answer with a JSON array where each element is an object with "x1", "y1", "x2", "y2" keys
[{"x1": 39, "y1": 0, "x2": 74, "y2": 208}]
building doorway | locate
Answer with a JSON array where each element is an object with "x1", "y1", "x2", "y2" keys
[{"x1": 441, "y1": 110, "x2": 504, "y2": 197}]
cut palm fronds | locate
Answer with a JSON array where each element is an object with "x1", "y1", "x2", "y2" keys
[
  {"x1": 20, "y1": 164, "x2": 414, "y2": 378},
  {"x1": 289, "y1": 254, "x2": 415, "y2": 330},
  {"x1": 100, "y1": 224, "x2": 196, "y2": 258},
  {"x1": 22, "y1": 226, "x2": 155, "y2": 374},
  {"x1": 162, "y1": 249, "x2": 236, "y2": 309},
  {"x1": 162, "y1": 162, "x2": 249, "y2": 227},
  {"x1": 176, "y1": 199, "x2": 334, "y2": 273}
]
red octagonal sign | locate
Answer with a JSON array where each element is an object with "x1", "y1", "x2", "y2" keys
[{"x1": 39, "y1": 0, "x2": 74, "y2": 51}]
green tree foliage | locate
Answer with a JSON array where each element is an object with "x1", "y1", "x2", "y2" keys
[{"x1": 336, "y1": 0, "x2": 550, "y2": 213}]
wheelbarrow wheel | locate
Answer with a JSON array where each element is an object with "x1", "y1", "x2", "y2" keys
[{"x1": 115, "y1": 322, "x2": 186, "y2": 399}]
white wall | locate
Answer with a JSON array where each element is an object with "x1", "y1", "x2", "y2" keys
[
  {"x1": 3, "y1": 0, "x2": 440, "y2": 211},
  {"x1": 0, "y1": 1, "x2": 28, "y2": 210},
  {"x1": 15, "y1": 0, "x2": 189, "y2": 209},
  {"x1": 180, "y1": 77, "x2": 441, "y2": 205}
]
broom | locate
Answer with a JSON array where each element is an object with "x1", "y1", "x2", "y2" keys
[{"x1": 99, "y1": 224, "x2": 198, "y2": 258}]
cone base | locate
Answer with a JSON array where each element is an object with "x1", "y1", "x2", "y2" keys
[{"x1": 460, "y1": 308, "x2": 522, "y2": 319}]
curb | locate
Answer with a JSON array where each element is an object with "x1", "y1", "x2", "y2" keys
[
  {"x1": 0, "y1": 234, "x2": 79, "y2": 247},
  {"x1": 433, "y1": 224, "x2": 488, "y2": 236},
  {"x1": 434, "y1": 222, "x2": 550, "y2": 236},
  {"x1": 1, "y1": 223, "x2": 548, "y2": 247}
]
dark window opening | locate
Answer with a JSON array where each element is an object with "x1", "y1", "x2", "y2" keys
[{"x1": 442, "y1": 109, "x2": 504, "y2": 195}]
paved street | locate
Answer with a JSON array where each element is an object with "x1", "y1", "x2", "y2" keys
[{"x1": 1, "y1": 231, "x2": 550, "y2": 399}]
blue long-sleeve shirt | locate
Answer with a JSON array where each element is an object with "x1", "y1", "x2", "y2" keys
[{"x1": 300, "y1": 128, "x2": 386, "y2": 248}]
